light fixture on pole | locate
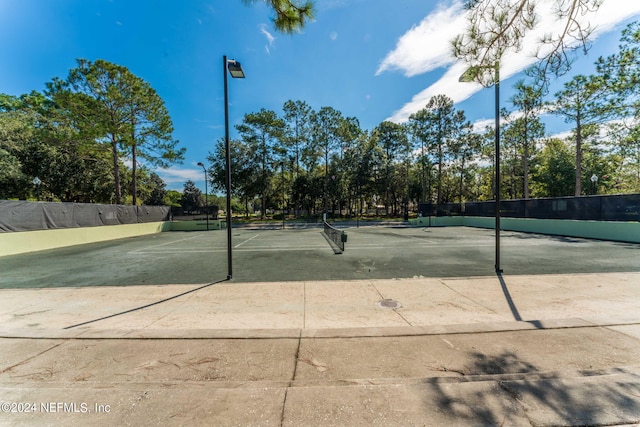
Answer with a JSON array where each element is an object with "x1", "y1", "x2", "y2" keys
[
  {"x1": 223, "y1": 56, "x2": 245, "y2": 280},
  {"x1": 591, "y1": 174, "x2": 598, "y2": 195},
  {"x1": 32, "y1": 177, "x2": 41, "y2": 202},
  {"x1": 460, "y1": 60, "x2": 502, "y2": 273},
  {"x1": 197, "y1": 162, "x2": 209, "y2": 231}
]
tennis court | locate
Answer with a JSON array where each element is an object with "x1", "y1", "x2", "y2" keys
[{"x1": 1, "y1": 224, "x2": 640, "y2": 289}]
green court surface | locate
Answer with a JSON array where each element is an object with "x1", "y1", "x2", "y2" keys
[{"x1": 1, "y1": 225, "x2": 640, "y2": 288}]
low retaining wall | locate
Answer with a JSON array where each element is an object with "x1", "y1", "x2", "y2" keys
[
  {"x1": 0, "y1": 222, "x2": 172, "y2": 257},
  {"x1": 410, "y1": 217, "x2": 465, "y2": 227},
  {"x1": 410, "y1": 216, "x2": 640, "y2": 243},
  {"x1": 169, "y1": 220, "x2": 225, "y2": 231},
  {"x1": 0, "y1": 221, "x2": 229, "y2": 257}
]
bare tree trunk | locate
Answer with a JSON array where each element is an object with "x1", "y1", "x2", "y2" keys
[
  {"x1": 131, "y1": 119, "x2": 137, "y2": 206},
  {"x1": 132, "y1": 144, "x2": 137, "y2": 205},
  {"x1": 575, "y1": 116, "x2": 583, "y2": 196},
  {"x1": 523, "y1": 127, "x2": 530, "y2": 199},
  {"x1": 111, "y1": 135, "x2": 121, "y2": 205}
]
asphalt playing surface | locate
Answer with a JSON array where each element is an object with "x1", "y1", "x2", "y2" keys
[{"x1": 1, "y1": 224, "x2": 640, "y2": 288}]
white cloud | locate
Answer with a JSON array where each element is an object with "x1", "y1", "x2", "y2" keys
[
  {"x1": 385, "y1": 62, "x2": 481, "y2": 123},
  {"x1": 376, "y1": 1, "x2": 466, "y2": 77},
  {"x1": 259, "y1": 23, "x2": 275, "y2": 54},
  {"x1": 381, "y1": 0, "x2": 640, "y2": 124},
  {"x1": 547, "y1": 117, "x2": 629, "y2": 142},
  {"x1": 472, "y1": 117, "x2": 498, "y2": 133},
  {"x1": 157, "y1": 166, "x2": 203, "y2": 185},
  {"x1": 549, "y1": 129, "x2": 573, "y2": 141}
]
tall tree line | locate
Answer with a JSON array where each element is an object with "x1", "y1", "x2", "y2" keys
[
  {"x1": 203, "y1": 22, "x2": 640, "y2": 217},
  {"x1": 4, "y1": 22, "x2": 640, "y2": 210},
  {"x1": 0, "y1": 59, "x2": 184, "y2": 204}
]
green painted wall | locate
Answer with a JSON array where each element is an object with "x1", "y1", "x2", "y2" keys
[
  {"x1": 0, "y1": 222, "x2": 171, "y2": 257},
  {"x1": 0, "y1": 220, "x2": 229, "y2": 257},
  {"x1": 169, "y1": 220, "x2": 225, "y2": 231},
  {"x1": 499, "y1": 217, "x2": 640, "y2": 243},
  {"x1": 409, "y1": 216, "x2": 464, "y2": 227}
]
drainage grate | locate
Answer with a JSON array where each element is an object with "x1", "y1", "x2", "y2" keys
[{"x1": 377, "y1": 299, "x2": 402, "y2": 309}]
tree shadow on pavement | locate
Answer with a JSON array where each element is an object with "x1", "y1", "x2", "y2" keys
[
  {"x1": 427, "y1": 350, "x2": 640, "y2": 426},
  {"x1": 505, "y1": 232, "x2": 586, "y2": 244}
]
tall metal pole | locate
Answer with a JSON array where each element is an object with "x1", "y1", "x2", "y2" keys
[
  {"x1": 459, "y1": 61, "x2": 502, "y2": 273},
  {"x1": 282, "y1": 161, "x2": 285, "y2": 230},
  {"x1": 205, "y1": 172, "x2": 209, "y2": 231},
  {"x1": 223, "y1": 55, "x2": 233, "y2": 280},
  {"x1": 198, "y1": 163, "x2": 209, "y2": 231},
  {"x1": 494, "y1": 60, "x2": 502, "y2": 273}
]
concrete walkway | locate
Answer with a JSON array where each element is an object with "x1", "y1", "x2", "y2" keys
[
  {"x1": 1, "y1": 272, "x2": 639, "y2": 337},
  {"x1": 1, "y1": 272, "x2": 640, "y2": 426}
]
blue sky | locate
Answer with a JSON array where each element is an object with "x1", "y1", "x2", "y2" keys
[{"x1": 2, "y1": 0, "x2": 640, "y2": 191}]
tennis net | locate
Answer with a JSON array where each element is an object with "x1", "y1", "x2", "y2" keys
[{"x1": 323, "y1": 221, "x2": 347, "y2": 252}]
